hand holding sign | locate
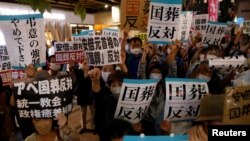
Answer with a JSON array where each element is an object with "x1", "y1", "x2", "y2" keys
[
  {"x1": 160, "y1": 120, "x2": 172, "y2": 135},
  {"x1": 123, "y1": 29, "x2": 130, "y2": 38},
  {"x1": 25, "y1": 64, "x2": 37, "y2": 78}
]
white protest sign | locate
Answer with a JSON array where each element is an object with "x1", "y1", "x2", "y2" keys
[
  {"x1": 0, "y1": 45, "x2": 12, "y2": 85},
  {"x1": 209, "y1": 55, "x2": 246, "y2": 69},
  {"x1": 243, "y1": 20, "x2": 250, "y2": 35},
  {"x1": 0, "y1": 14, "x2": 46, "y2": 69},
  {"x1": 73, "y1": 30, "x2": 95, "y2": 41},
  {"x1": 102, "y1": 28, "x2": 119, "y2": 37},
  {"x1": 114, "y1": 79, "x2": 158, "y2": 123},
  {"x1": 164, "y1": 78, "x2": 209, "y2": 121},
  {"x1": 191, "y1": 14, "x2": 208, "y2": 35},
  {"x1": 202, "y1": 21, "x2": 227, "y2": 45},
  {"x1": 147, "y1": 0, "x2": 182, "y2": 44},
  {"x1": 82, "y1": 35, "x2": 121, "y2": 66},
  {"x1": 177, "y1": 11, "x2": 193, "y2": 42},
  {"x1": 54, "y1": 41, "x2": 86, "y2": 64}
]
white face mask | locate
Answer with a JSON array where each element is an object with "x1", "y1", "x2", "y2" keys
[
  {"x1": 50, "y1": 63, "x2": 60, "y2": 71},
  {"x1": 102, "y1": 71, "x2": 111, "y2": 83},
  {"x1": 197, "y1": 74, "x2": 211, "y2": 82},
  {"x1": 150, "y1": 73, "x2": 162, "y2": 79},
  {"x1": 110, "y1": 86, "x2": 122, "y2": 99},
  {"x1": 131, "y1": 48, "x2": 142, "y2": 55},
  {"x1": 79, "y1": 63, "x2": 83, "y2": 69}
]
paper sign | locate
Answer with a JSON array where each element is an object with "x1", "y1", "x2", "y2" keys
[
  {"x1": 191, "y1": 14, "x2": 208, "y2": 35},
  {"x1": 54, "y1": 41, "x2": 86, "y2": 64},
  {"x1": 73, "y1": 30, "x2": 95, "y2": 41},
  {"x1": 102, "y1": 28, "x2": 119, "y2": 37},
  {"x1": 202, "y1": 21, "x2": 227, "y2": 45},
  {"x1": 223, "y1": 85, "x2": 250, "y2": 124},
  {"x1": 82, "y1": 35, "x2": 121, "y2": 66},
  {"x1": 208, "y1": 0, "x2": 219, "y2": 22},
  {"x1": 208, "y1": 55, "x2": 246, "y2": 69},
  {"x1": 114, "y1": 79, "x2": 158, "y2": 123},
  {"x1": 0, "y1": 14, "x2": 46, "y2": 69},
  {"x1": 124, "y1": 135, "x2": 189, "y2": 141},
  {"x1": 177, "y1": 11, "x2": 193, "y2": 42},
  {"x1": 120, "y1": 0, "x2": 150, "y2": 30},
  {"x1": 243, "y1": 20, "x2": 250, "y2": 35},
  {"x1": 164, "y1": 78, "x2": 209, "y2": 121},
  {"x1": 13, "y1": 75, "x2": 73, "y2": 119},
  {"x1": 147, "y1": 0, "x2": 183, "y2": 44}
]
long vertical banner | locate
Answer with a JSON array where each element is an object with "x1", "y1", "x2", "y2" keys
[
  {"x1": 0, "y1": 45, "x2": 12, "y2": 85},
  {"x1": 13, "y1": 75, "x2": 73, "y2": 119},
  {"x1": 177, "y1": 11, "x2": 193, "y2": 42},
  {"x1": 164, "y1": 78, "x2": 209, "y2": 121},
  {"x1": 121, "y1": 0, "x2": 150, "y2": 30},
  {"x1": 202, "y1": 21, "x2": 227, "y2": 45},
  {"x1": 82, "y1": 35, "x2": 121, "y2": 66},
  {"x1": 0, "y1": 14, "x2": 46, "y2": 69},
  {"x1": 54, "y1": 41, "x2": 86, "y2": 64},
  {"x1": 208, "y1": 0, "x2": 219, "y2": 22},
  {"x1": 223, "y1": 85, "x2": 250, "y2": 124},
  {"x1": 114, "y1": 79, "x2": 158, "y2": 123},
  {"x1": 147, "y1": 0, "x2": 182, "y2": 44}
]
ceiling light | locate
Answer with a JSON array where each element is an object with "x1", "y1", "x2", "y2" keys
[{"x1": 105, "y1": 4, "x2": 108, "y2": 8}]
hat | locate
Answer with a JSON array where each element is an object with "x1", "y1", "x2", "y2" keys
[
  {"x1": 107, "y1": 70, "x2": 129, "y2": 85},
  {"x1": 195, "y1": 94, "x2": 225, "y2": 121}
]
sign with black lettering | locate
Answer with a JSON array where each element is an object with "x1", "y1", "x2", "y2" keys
[
  {"x1": 177, "y1": 11, "x2": 193, "y2": 42},
  {"x1": 147, "y1": 0, "x2": 182, "y2": 44},
  {"x1": 208, "y1": 55, "x2": 246, "y2": 69},
  {"x1": 164, "y1": 78, "x2": 209, "y2": 121},
  {"x1": 0, "y1": 45, "x2": 12, "y2": 85},
  {"x1": 54, "y1": 41, "x2": 86, "y2": 64},
  {"x1": 82, "y1": 35, "x2": 121, "y2": 66},
  {"x1": 114, "y1": 79, "x2": 158, "y2": 123},
  {"x1": 121, "y1": 0, "x2": 150, "y2": 30},
  {"x1": 223, "y1": 85, "x2": 250, "y2": 124},
  {"x1": 102, "y1": 28, "x2": 119, "y2": 37},
  {"x1": 191, "y1": 14, "x2": 208, "y2": 35},
  {"x1": 13, "y1": 75, "x2": 73, "y2": 119},
  {"x1": 73, "y1": 30, "x2": 95, "y2": 41},
  {"x1": 202, "y1": 21, "x2": 227, "y2": 45},
  {"x1": 0, "y1": 14, "x2": 46, "y2": 69},
  {"x1": 243, "y1": 20, "x2": 250, "y2": 35}
]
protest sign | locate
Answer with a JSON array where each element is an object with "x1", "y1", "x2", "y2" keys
[
  {"x1": 102, "y1": 28, "x2": 119, "y2": 37},
  {"x1": 54, "y1": 41, "x2": 86, "y2": 64},
  {"x1": 208, "y1": 55, "x2": 246, "y2": 69},
  {"x1": 147, "y1": 0, "x2": 182, "y2": 44},
  {"x1": 202, "y1": 21, "x2": 227, "y2": 45},
  {"x1": 208, "y1": 0, "x2": 218, "y2": 22},
  {"x1": 0, "y1": 14, "x2": 46, "y2": 69},
  {"x1": 124, "y1": 135, "x2": 189, "y2": 141},
  {"x1": 243, "y1": 20, "x2": 250, "y2": 35},
  {"x1": 13, "y1": 74, "x2": 73, "y2": 119},
  {"x1": 191, "y1": 14, "x2": 208, "y2": 35},
  {"x1": 223, "y1": 85, "x2": 250, "y2": 124},
  {"x1": 164, "y1": 78, "x2": 209, "y2": 121},
  {"x1": 82, "y1": 35, "x2": 121, "y2": 66},
  {"x1": 114, "y1": 79, "x2": 158, "y2": 123},
  {"x1": 73, "y1": 30, "x2": 95, "y2": 41},
  {"x1": 121, "y1": 0, "x2": 150, "y2": 30},
  {"x1": 177, "y1": 11, "x2": 193, "y2": 42}
]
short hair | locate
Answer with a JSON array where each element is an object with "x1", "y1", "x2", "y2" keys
[{"x1": 131, "y1": 37, "x2": 142, "y2": 45}]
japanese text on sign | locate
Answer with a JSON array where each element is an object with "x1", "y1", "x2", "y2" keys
[
  {"x1": 0, "y1": 14, "x2": 46, "y2": 69},
  {"x1": 164, "y1": 78, "x2": 209, "y2": 121},
  {"x1": 202, "y1": 21, "x2": 227, "y2": 45},
  {"x1": 147, "y1": 0, "x2": 182, "y2": 44},
  {"x1": 223, "y1": 86, "x2": 250, "y2": 124},
  {"x1": 177, "y1": 11, "x2": 193, "y2": 42},
  {"x1": 208, "y1": 55, "x2": 246, "y2": 70},
  {"x1": 114, "y1": 79, "x2": 158, "y2": 123},
  {"x1": 54, "y1": 41, "x2": 86, "y2": 64},
  {"x1": 82, "y1": 35, "x2": 121, "y2": 66},
  {"x1": 13, "y1": 75, "x2": 73, "y2": 119}
]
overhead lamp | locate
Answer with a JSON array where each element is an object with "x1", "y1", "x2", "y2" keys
[{"x1": 105, "y1": 4, "x2": 108, "y2": 8}]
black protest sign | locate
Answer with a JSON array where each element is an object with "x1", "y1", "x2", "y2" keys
[{"x1": 13, "y1": 74, "x2": 73, "y2": 119}]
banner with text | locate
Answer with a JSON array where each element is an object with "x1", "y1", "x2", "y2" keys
[
  {"x1": 121, "y1": 0, "x2": 150, "y2": 30},
  {"x1": 54, "y1": 41, "x2": 86, "y2": 64},
  {"x1": 13, "y1": 75, "x2": 73, "y2": 119},
  {"x1": 177, "y1": 11, "x2": 193, "y2": 42},
  {"x1": 82, "y1": 35, "x2": 121, "y2": 66},
  {"x1": 0, "y1": 14, "x2": 46, "y2": 69},
  {"x1": 208, "y1": 0, "x2": 218, "y2": 22},
  {"x1": 223, "y1": 85, "x2": 250, "y2": 124},
  {"x1": 202, "y1": 21, "x2": 227, "y2": 45},
  {"x1": 114, "y1": 79, "x2": 158, "y2": 123},
  {"x1": 164, "y1": 78, "x2": 209, "y2": 121},
  {"x1": 147, "y1": 0, "x2": 183, "y2": 44}
]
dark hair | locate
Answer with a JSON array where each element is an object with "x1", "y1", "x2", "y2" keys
[
  {"x1": 107, "y1": 70, "x2": 129, "y2": 86},
  {"x1": 131, "y1": 37, "x2": 142, "y2": 45}
]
